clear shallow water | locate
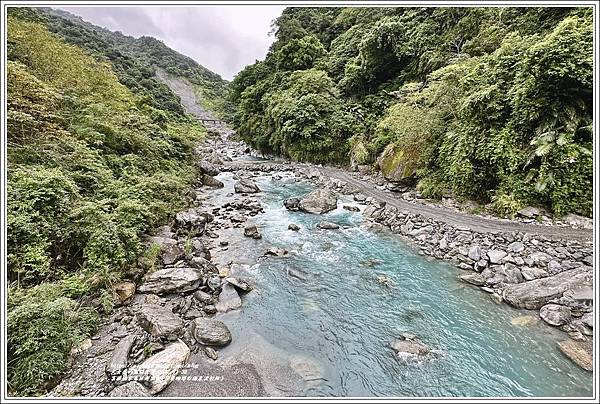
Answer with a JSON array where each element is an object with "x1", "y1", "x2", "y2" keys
[{"x1": 215, "y1": 173, "x2": 592, "y2": 397}]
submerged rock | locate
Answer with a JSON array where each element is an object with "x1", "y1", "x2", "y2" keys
[
  {"x1": 133, "y1": 341, "x2": 190, "y2": 394},
  {"x1": 234, "y1": 179, "x2": 260, "y2": 193},
  {"x1": 298, "y1": 189, "x2": 338, "y2": 214},
  {"x1": 139, "y1": 267, "x2": 204, "y2": 295},
  {"x1": 191, "y1": 318, "x2": 232, "y2": 346},
  {"x1": 557, "y1": 339, "x2": 592, "y2": 371},
  {"x1": 288, "y1": 223, "x2": 300, "y2": 231},
  {"x1": 390, "y1": 334, "x2": 433, "y2": 361}
]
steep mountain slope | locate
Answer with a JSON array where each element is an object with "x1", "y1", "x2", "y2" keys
[
  {"x1": 5, "y1": 8, "x2": 227, "y2": 396},
  {"x1": 230, "y1": 7, "x2": 593, "y2": 217}
]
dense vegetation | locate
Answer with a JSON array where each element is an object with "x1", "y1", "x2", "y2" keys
[
  {"x1": 15, "y1": 7, "x2": 233, "y2": 120},
  {"x1": 231, "y1": 7, "x2": 593, "y2": 217},
  {"x1": 6, "y1": 10, "x2": 209, "y2": 395}
]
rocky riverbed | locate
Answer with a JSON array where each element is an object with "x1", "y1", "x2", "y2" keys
[{"x1": 50, "y1": 125, "x2": 594, "y2": 397}]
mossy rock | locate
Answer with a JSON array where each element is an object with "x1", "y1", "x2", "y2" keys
[{"x1": 377, "y1": 143, "x2": 417, "y2": 183}]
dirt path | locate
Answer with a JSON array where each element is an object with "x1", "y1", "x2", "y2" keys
[{"x1": 320, "y1": 167, "x2": 592, "y2": 242}]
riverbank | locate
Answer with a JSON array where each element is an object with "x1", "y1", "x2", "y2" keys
[{"x1": 49, "y1": 125, "x2": 593, "y2": 398}]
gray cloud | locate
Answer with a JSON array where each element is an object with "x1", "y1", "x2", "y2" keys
[{"x1": 59, "y1": 6, "x2": 285, "y2": 80}]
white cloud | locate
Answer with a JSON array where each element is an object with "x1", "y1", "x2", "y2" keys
[{"x1": 59, "y1": 6, "x2": 285, "y2": 80}]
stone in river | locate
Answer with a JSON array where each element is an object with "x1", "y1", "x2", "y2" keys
[
  {"x1": 390, "y1": 333, "x2": 433, "y2": 360},
  {"x1": 283, "y1": 198, "x2": 300, "y2": 211},
  {"x1": 298, "y1": 189, "x2": 338, "y2": 214},
  {"x1": 234, "y1": 179, "x2": 260, "y2": 193},
  {"x1": 225, "y1": 276, "x2": 253, "y2": 292},
  {"x1": 191, "y1": 318, "x2": 232, "y2": 346},
  {"x1": 288, "y1": 223, "x2": 300, "y2": 231},
  {"x1": 243, "y1": 224, "x2": 262, "y2": 239},
  {"x1": 557, "y1": 339, "x2": 592, "y2": 371},
  {"x1": 199, "y1": 159, "x2": 220, "y2": 176},
  {"x1": 132, "y1": 341, "x2": 190, "y2": 394},
  {"x1": 317, "y1": 221, "x2": 340, "y2": 230},
  {"x1": 202, "y1": 174, "x2": 224, "y2": 188},
  {"x1": 459, "y1": 273, "x2": 486, "y2": 286}
]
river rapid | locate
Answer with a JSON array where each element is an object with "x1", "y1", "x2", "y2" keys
[{"x1": 201, "y1": 170, "x2": 593, "y2": 398}]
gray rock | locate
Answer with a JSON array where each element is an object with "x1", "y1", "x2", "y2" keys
[
  {"x1": 199, "y1": 160, "x2": 220, "y2": 176},
  {"x1": 547, "y1": 260, "x2": 562, "y2": 274},
  {"x1": 317, "y1": 221, "x2": 340, "y2": 230},
  {"x1": 265, "y1": 247, "x2": 288, "y2": 257},
  {"x1": 161, "y1": 244, "x2": 185, "y2": 266},
  {"x1": 528, "y1": 251, "x2": 552, "y2": 267},
  {"x1": 487, "y1": 250, "x2": 507, "y2": 264},
  {"x1": 132, "y1": 341, "x2": 190, "y2": 394},
  {"x1": 234, "y1": 179, "x2": 260, "y2": 193},
  {"x1": 539, "y1": 304, "x2": 572, "y2": 326},
  {"x1": 191, "y1": 318, "x2": 232, "y2": 346},
  {"x1": 557, "y1": 339, "x2": 592, "y2": 371},
  {"x1": 503, "y1": 263, "x2": 523, "y2": 284},
  {"x1": 439, "y1": 237, "x2": 448, "y2": 250},
  {"x1": 216, "y1": 283, "x2": 242, "y2": 313},
  {"x1": 459, "y1": 273, "x2": 486, "y2": 286},
  {"x1": 243, "y1": 224, "x2": 262, "y2": 239},
  {"x1": 518, "y1": 206, "x2": 540, "y2": 218},
  {"x1": 283, "y1": 198, "x2": 300, "y2": 211},
  {"x1": 108, "y1": 381, "x2": 151, "y2": 397},
  {"x1": 390, "y1": 334, "x2": 432, "y2": 359},
  {"x1": 580, "y1": 312, "x2": 593, "y2": 328},
  {"x1": 139, "y1": 267, "x2": 204, "y2": 295},
  {"x1": 298, "y1": 189, "x2": 338, "y2": 214},
  {"x1": 137, "y1": 304, "x2": 184, "y2": 338},
  {"x1": 507, "y1": 241, "x2": 525, "y2": 253},
  {"x1": 202, "y1": 175, "x2": 224, "y2": 188},
  {"x1": 193, "y1": 290, "x2": 213, "y2": 304},
  {"x1": 502, "y1": 267, "x2": 592, "y2": 310},
  {"x1": 225, "y1": 277, "x2": 253, "y2": 292},
  {"x1": 468, "y1": 245, "x2": 481, "y2": 261},
  {"x1": 409, "y1": 226, "x2": 433, "y2": 237},
  {"x1": 521, "y1": 267, "x2": 548, "y2": 281},
  {"x1": 175, "y1": 209, "x2": 212, "y2": 237},
  {"x1": 343, "y1": 205, "x2": 360, "y2": 212},
  {"x1": 288, "y1": 223, "x2": 300, "y2": 231},
  {"x1": 106, "y1": 335, "x2": 136, "y2": 376}
]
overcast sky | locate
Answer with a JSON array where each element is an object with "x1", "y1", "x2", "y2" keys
[{"x1": 59, "y1": 6, "x2": 285, "y2": 80}]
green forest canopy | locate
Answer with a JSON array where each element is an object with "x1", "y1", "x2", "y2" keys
[{"x1": 230, "y1": 7, "x2": 593, "y2": 217}]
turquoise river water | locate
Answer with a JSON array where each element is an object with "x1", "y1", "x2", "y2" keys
[{"x1": 213, "y1": 172, "x2": 592, "y2": 398}]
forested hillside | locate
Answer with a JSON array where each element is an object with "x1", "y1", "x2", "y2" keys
[
  {"x1": 5, "y1": 8, "x2": 216, "y2": 395},
  {"x1": 230, "y1": 7, "x2": 593, "y2": 217}
]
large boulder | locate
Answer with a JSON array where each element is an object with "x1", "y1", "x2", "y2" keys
[
  {"x1": 132, "y1": 341, "x2": 190, "y2": 394},
  {"x1": 234, "y1": 179, "x2": 260, "y2": 193},
  {"x1": 298, "y1": 189, "x2": 338, "y2": 214},
  {"x1": 502, "y1": 267, "x2": 592, "y2": 310},
  {"x1": 161, "y1": 244, "x2": 185, "y2": 266},
  {"x1": 215, "y1": 282, "x2": 242, "y2": 313},
  {"x1": 137, "y1": 304, "x2": 184, "y2": 338},
  {"x1": 243, "y1": 224, "x2": 262, "y2": 239},
  {"x1": 139, "y1": 267, "x2": 204, "y2": 295},
  {"x1": 191, "y1": 318, "x2": 232, "y2": 346},
  {"x1": 377, "y1": 143, "x2": 418, "y2": 183}
]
